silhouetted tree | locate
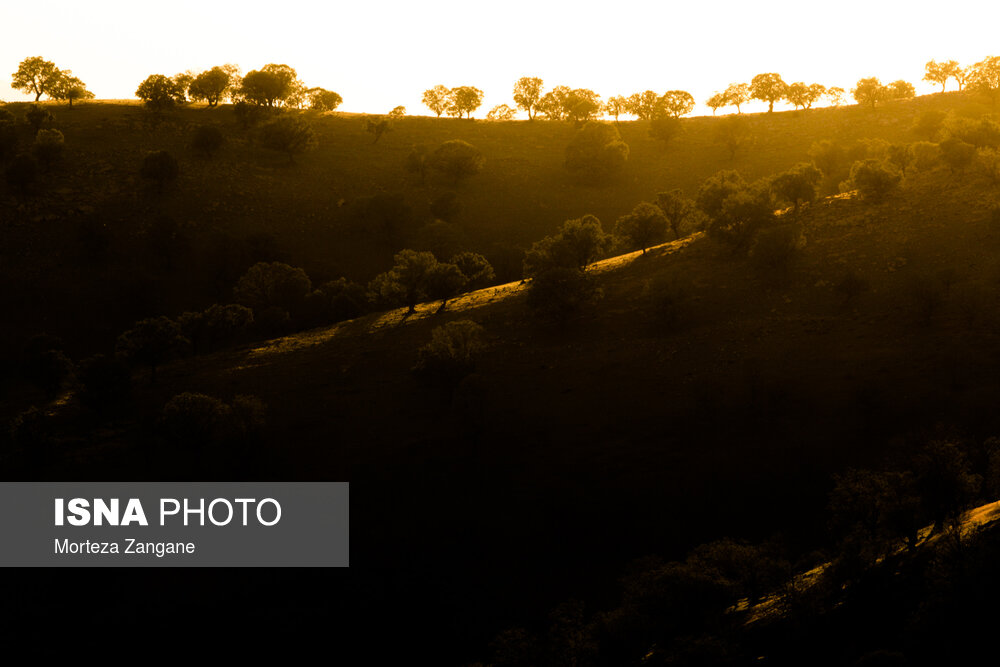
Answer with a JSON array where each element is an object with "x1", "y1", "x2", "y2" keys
[
  {"x1": 829, "y1": 468, "x2": 922, "y2": 565},
  {"x1": 705, "y1": 91, "x2": 727, "y2": 115},
  {"x1": 429, "y1": 139, "x2": 484, "y2": 184},
  {"x1": 886, "y1": 80, "x2": 915, "y2": 100},
  {"x1": 770, "y1": 163, "x2": 822, "y2": 212},
  {"x1": 523, "y1": 215, "x2": 611, "y2": 275},
  {"x1": 451, "y1": 252, "x2": 495, "y2": 289},
  {"x1": 32, "y1": 128, "x2": 64, "y2": 169},
  {"x1": 826, "y1": 86, "x2": 846, "y2": 106},
  {"x1": 564, "y1": 121, "x2": 629, "y2": 185},
  {"x1": 660, "y1": 90, "x2": 694, "y2": 117},
  {"x1": 852, "y1": 77, "x2": 888, "y2": 109},
  {"x1": 537, "y1": 86, "x2": 573, "y2": 120},
  {"x1": 258, "y1": 115, "x2": 317, "y2": 162},
  {"x1": 136, "y1": 74, "x2": 186, "y2": 110},
  {"x1": 319, "y1": 278, "x2": 368, "y2": 322},
  {"x1": 115, "y1": 316, "x2": 188, "y2": 382},
  {"x1": 750, "y1": 73, "x2": 787, "y2": 112},
  {"x1": 614, "y1": 202, "x2": 668, "y2": 255},
  {"x1": 625, "y1": 90, "x2": 661, "y2": 120},
  {"x1": 427, "y1": 261, "x2": 467, "y2": 312},
  {"x1": 696, "y1": 169, "x2": 747, "y2": 220},
  {"x1": 656, "y1": 189, "x2": 696, "y2": 239},
  {"x1": 405, "y1": 144, "x2": 430, "y2": 183},
  {"x1": 422, "y1": 85, "x2": 450, "y2": 117},
  {"x1": 234, "y1": 261, "x2": 312, "y2": 320},
  {"x1": 364, "y1": 116, "x2": 392, "y2": 144},
  {"x1": 49, "y1": 72, "x2": 94, "y2": 107},
  {"x1": 190, "y1": 125, "x2": 225, "y2": 157},
  {"x1": 388, "y1": 105, "x2": 406, "y2": 119},
  {"x1": 915, "y1": 441, "x2": 982, "y2": 533},
  {"x1": 188, "y1": 66, "x2": 237, "y2": 107},
  {"x1": 307, "y1": 87, "x2": 343, "y2": 111},
  {"x1": 785, "y1": 82, "x2": 825, "y2": 109},
  {"x1": 513, "y1": 76, "x2": 544, "y2": 119},
  {"x1": 910, "y1": 141, "x2": 941, "y2": 171},
  {"x1": 11, "y1": 56, "x2": 61, "y2": 101},
  {"x1": 486, "y1": 104, "x2": 516, "y2": 121},
  {"x1": 238, "y1": 64, "x2": 302, "y2": 108},
  {"x1": 912, "y1": 109, "x2": 947, "y2": 141},
  {"x1": 708, "y1": 185, "x2": 775, "y2": 252},
  {"x1": 967, "y1": 56, "x2": 1000, "y2": 107},
  {"x1": 368, "y1": 249, "x2": 440, "y2": 314},
  {"x1": 846, "y1": 159, "x2": 900, "y2": 200},
  {"x1": 412, "y1": 320, "x2": 487, "y2": 386},
  {"x1": 447, "y1": 86, "x2": 484, "y2": 119},
  {"x1": 140, "y1": 150, "x2": 179, "y2": 192},
  {"x1": 924, "y1": 59, "x2": 961, "y2": 92},
  {"x1": 723, "y1": 82, "x2": 750, "y2": 113},
  {"x1": 604, "y1": 95, "x2": 630, "y2": 123}
]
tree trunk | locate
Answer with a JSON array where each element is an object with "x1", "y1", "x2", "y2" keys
[
  {"x1": 768, "y1": 100, "x2": 774, "y2": 112},
  {"x1": 436, "y1": 299, "x2": 448, "y2": 314},
  {"x1": 34, "y1": 91, "x2": 42, "y2": 101}
]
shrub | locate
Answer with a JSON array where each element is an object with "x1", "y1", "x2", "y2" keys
[
  {"x1": 978, "y1": 147, "x2": 1000, "y2": 185},
  {"x1": 190, "y1": 125, "x2": 225, "y2": 157},
  {"x1": 0, "y1": 118, "x2": 17, "y2": 161},
  {"x1": 258, "y1": 114, "x2": 317, "y2": 162},
  {"x1": 160, "y1": 393, "x2": 232, "y2": 449},
  {"x1": 770, "y1": 163, "x2": 822, "y2": 211},
  {"x1": 912, "y1": 109, "x2": 947, "y2": 141},
  {"x1": 486, "y1": 104, "x2": 516, "y2": 121},
  {"x1": 32, "y1": 128, "x2": 64, "y2": 169},
  {"x1": 614, "y1": 202, "x2": 668, "y2": 255},
  {"x1": 649, "y1": 116, "x2": 682, "y2": 147},
  {"x1": 139, "y1": 150, "x2": 179, "y2": 191},
  {"x1": 713, "y1": 115, "x2": 752, "y2": 159},
  {"x1": 24, "y1": 105, "x2": 53, "y2": 134},
  {"x1": 707, "y1": 186, "x2": 775, "y2": 252},
  {"x1": 656, "y1": 189, "x2": 696, "y2": 239},
  {"x1": 845, "y1": 159, "x2": 900, "y2": 201},
  {"x1": 526, "y1": 267, "x2": 602, "y2": 323},
  {"x1": 749, "y1": 224, "x2": 805, "y2": 275},
  {"x1": 115, "y1": 316, "x2": 188, "y2": 382},
  {"x1": 523, "y1": 215, "x2": 611, "y2": 276},
  {"x1": 412, "y1": 320, "x2": 488, "y2": 385},
  {"x1": 318, "y1": 278, "x2": 368, "y2": 322},
  {"x1": 939, "y1": 137, "x2": 976, "y2": 173},
  {"x1": 450, "y1": 252, "x2": 496, "y2": 290},
  {"x1": 696, "y1": 170, "x2": 747, "y2": 219},
  {"x1": 564, "y1": 121, "x2": 629, "y2": 185},
  {"x1": 234, "y1": 261, "x2": 312, "y2": 319},
  {"x1": 429, "y1": 139, "x2": 484, "y2": 184}
]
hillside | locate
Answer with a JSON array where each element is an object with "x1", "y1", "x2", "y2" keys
[{"x1": 4, "y1": 92, "x2": 1000, "y2": 662}]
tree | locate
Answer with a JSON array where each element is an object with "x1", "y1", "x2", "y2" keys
[
  {"x1": 11, "y1": 56, "x2": 61, "y2": 101},
  {"x1": 238, "y1": 64, "x2": 302, "y2": 107},
  {"x1": 649, "y1": 116, "x2": 682, "y2": 147},
  {"x1": 914, "y1": 440, "x2": 982, "y2": 533},
  {"x1": 705, "y1": 91, "x2": 727, "y2": 115},
  {"x1": 713, "y1": 115, "x2": 752, "y2": 159},
  {"x1": 563, "y1": 89, "x2": 602, "y2": 124},
  {"x1": 368, "y1": 249, "x2": 440, "y2": 314},
  {"x1": 886, "y1": 80, "x2": 915, "y2": 100},
  {"x1": 388, "y1": 105, "x2": 407, "y2": 119},
  {"x1": 513, "y1": 76, "x2": 544, "y2": 119},
  {"x1": 770, "y1": 163, "x2": 822, "y2": 212},
  {"x1": 523, "y1": 215, "x2": 611, "y2": 275},
  {"x1": 887, "y1": 143, "x2": 914, "y2": 176},
  {"x1": 364, "y1": 116, "x2": 392, "y2": 144},
  {"x1": 656, "y1": 189, "x2": 696, "y2": 239},
  {"x1": 486, "y1": 104, "x2": 516, "y2": 121},
  {"x1": 852, "y1": 77, "x2": 888, "y2": 109},
  {"x1": 710, "y1": 186, "x2": 775, "y2": 252},
  {"x1": 785, "y1": 82, "x2": 824, "y2": 109},
  {"x1": 564, "y1": 121, "x2": 629, "y2": 185},
  {"x1": 190, "y1": 125, "x2": 225, "y2": 158},
  {"x1": 910, "y1": 141, "x2": 941, "y2": 172},
  {"x1": 76, "y1": 354, "x2": 132, "y2": 416},
  {"x1": 967, "y1": 56, "x2": 1000, "y2": 107},
  {"x1": 32, "y1": 128, "x2": 64, "y2": 169},
  {"x1": 626, "y1": 90, "x2": 662, "y2": 120},
  {"x1": 426, "y1": 261, "x2": 467, "y2": 312},
  {"x1": 428, "y1": 139, "x2": 484, "y2": 184},
  {"x1": 307, "y1": 88, "x2": 343, "y2": 111},
  {"x1": 826, "y1": 86, "x2": 846, "y2": 106},
  {"x1": 234, "y1": 261, "x2": 312, "y2": 318},
  {"x1": 49, "y1": 72, "x2": 94, "y2": 108},
  {"x1": 912, "y1": 109, "x2": 947, "y2": 141},
  {"x1": 750, "y1": 73, "x2": 787, "y2": 112},
  {"x1": 447, "y1": 86, "x2": 484, "y2": 119},
  {"x1": 605, "y1": 95, "x2": 630, "y2": 122},
  {"x1": 258, "y1": 115, "x2": 317, "y2": 162},
  {"x1": 526, "y1": 267, "x2": 601, "y2": 322},
  {"x1": 405, "y1": 144, "x2": 430, "y2": 183},
  {"x1": 614, "y1": 202, "x2": 668, "y2": 255},
  {"x1": 696, "y1": 169, "x2": 748, "y2": 220},
  {"x1": 451, "y1": 252, "x2": 495, "y2": 289},
  {"x1": 160, "y1": 392, "x2": 232, "y2": 449},
  {"x1": 953, "y1": 65, "x2": 971, "y2": 91},
  {"x1": 136, "y1": 74, "x2": 186, "y2": 110},
  {"x1": 923, "y1": 59, "x2": 960, "y2": 92},
  {"x1": 846, "y1": 159, "x2": 900, "y2": 200},
  {"x1": 188, "y1": 66, "x2": 235, "y2": 107},
  {"x1": 115, "y1": 316, "x2": 188, "y2": 382},
  {"x1": 412, "y1": 320, "x2": 487, "y2": 385},
  {"x1": 723, "y1": 82, "x2": 750, "y2": 113},
  {"x1": 24, "y1": 104, "x2": 53, "y2": 134},
  {"x1": 139, "y1": 151, "x2": 179, "y2": 192},
  {"x1": 422, "y1": 85, "x2": 450, "y2": 117},
  {"x1": 939, "y1": 137, "x2": 976, "y2": 173},
  {"x1": 660, "y1": 90, "x2": 694, "y2": 118}
]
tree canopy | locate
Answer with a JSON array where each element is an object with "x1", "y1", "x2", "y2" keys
[
  {"x1": 447, "y1": 86, "x2": 485, "y2": 119},
  {"x1": 750, "y1": 73, "x2": 787, "y2": 112},
  {"x1": 11, "y1": 56, "x2": 62, "y2": 102},
  {"x1": 513, "y1": 77, "x2": 543, "y2": 119},
  {"x1": 923, "y1": 59, "x2": 960, "y2": 92},
  {"x1": 422, "y1": 85, "x2": 450, "y2": 117}
]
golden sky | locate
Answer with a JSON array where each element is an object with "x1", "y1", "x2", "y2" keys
[{"x1": 2, "y1": 0, "x2": 997, "y2": 115}]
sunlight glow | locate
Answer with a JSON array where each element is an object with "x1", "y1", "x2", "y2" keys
[{"x1": 2, "y1": 0, "x2": 997, "y2": 115}]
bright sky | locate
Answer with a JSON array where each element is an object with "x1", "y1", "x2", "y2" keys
[{"x1": 1, "y1": 0, "x2": 997, "y2": 116}]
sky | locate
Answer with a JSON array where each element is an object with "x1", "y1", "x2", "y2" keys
[{"x1": 1, "y1": 0, "x2": 997, "y2": 116}]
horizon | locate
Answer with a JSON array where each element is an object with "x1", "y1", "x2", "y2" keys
[{"x1": 1, "y1": 0, "x2": 996, "y2": 116}]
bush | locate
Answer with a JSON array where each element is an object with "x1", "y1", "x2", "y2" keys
[
  {"x1": 190, "y1": 125, "x2": 225, "y2": 157},
  {"x1": 978, "y1": 147, "x2": 1000, "y2": 185},
  {"x1": 696, "y1": 170, "x2": 747, "y2": 219},
  {"x1": 912, "y1": 109, "x2": 947, "y2": 141},
  {"x1": 234, "y1": 261, "x2": 312, "y2": 320},
  {"x1": 24, "y1": 105, "x2": 53, "y2": 134},
  {"x1": 429, "y1": 139, "x2": 484, "y2": 184},
  {"x1": 160, "y1": 393, "x2": 232, "y2": 449},
  {"x1": 318, "y1": 278, "x2": 368, "y2": 322},
  {"x1": 649, "y1": 116, "x2": 682, "y2": 147},
  {"x1": 845, "y1": 159, "x2": 900, "y2": 201},
  {"x1": 412, "y1": 320, "x2": 488, "y2": 386},
  {"x1": 258, "y1": 114, "x2": 317, "y2": 162},
  {"x1": 139, "y1": 150, "x2": 179, "y2": 191},
  {"x1": 749, "y1": 224, "x2": 805, "y2": 275},
  {"x1": 564, "y1": 121, "x2": 629, "y2": 185},
  {"x1": 707, "y1": 186, "x2": 775, "y2": 252},
  {"x1": 939, "y1": 137, "x2": 976, "y2": 173},
  {"x1": 910, "y1": 141, "x2": 940, "y2": 172},
  {"x1": 614, "y1": 202, "x2": 668, "y2": 255},
  {"x1": 523, "y1": 215, "x2": 611, "y2": 276},
  {"x1": 115, "y1": 316, "x2": 188, "y2": 382},
  {"x1": 0, "y1": 118, "x2": 17, "y2": 161},
  {"x1": 32, "y1": 128, "x2": 64, "y2": 168},
  {"x1": 770, "y1": 163, "x2": 822, "y2": 211},
  {"x1": 526, "y1": 267, "x2": 602, "y2": 323}
]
